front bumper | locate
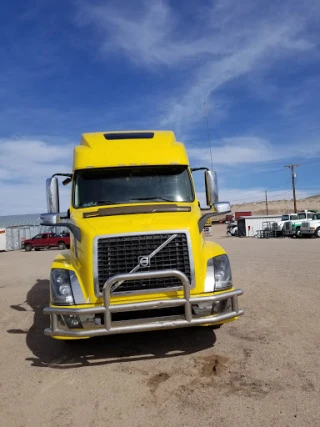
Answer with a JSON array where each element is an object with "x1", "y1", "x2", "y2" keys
[
  {"x1": 300, "y1": 229, "x2": 315, "y2": 235},
  {"x1": 283, "y1": 230, "x2": 295, "y2": 236},
  {"x1": 43, "y1": 270, "x2": 244, "y2": 338}
]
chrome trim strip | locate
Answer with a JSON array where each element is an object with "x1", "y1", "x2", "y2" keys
[
  {"x1": 43, "y1": 270, "x2": 244, "y2": 337},
  {"x1": 93, "y1": 230, "x2": 195, "y2": 297},
  {"x1": 69, "y1": 270, "x2": 86, "y2": 304}
]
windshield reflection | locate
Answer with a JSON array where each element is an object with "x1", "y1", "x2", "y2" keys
[{"x1": 74, "y1": 166, "x2": 194, "y2": 208}]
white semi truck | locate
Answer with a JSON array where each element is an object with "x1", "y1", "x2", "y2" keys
[
  {"x1": 300, "y1": 213, "x2": 320, "y2": 238},
  {"x1": 276, "y1": 213, "x2": 298, "y2": 236},
  {"x1": 282, "y1": 210, "x2": 319, "y2": 237}
]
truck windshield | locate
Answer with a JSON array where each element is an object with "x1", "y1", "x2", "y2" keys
[
  {"x1": 298, "y1": 213, "x2": 314, "y2": 219},
  {"x1": 281, "y1": 215, "x2": 289, "y2": 221},
  {"x1": 73, "y1": 165, "x2": 194, "y2": 208}
]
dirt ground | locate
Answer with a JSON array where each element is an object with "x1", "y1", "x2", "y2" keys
[{"x1": 0, "y1": 225, "x2": 319, "y2": 427}]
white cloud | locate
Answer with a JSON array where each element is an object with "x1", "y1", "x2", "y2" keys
[
  {"x1": 0, "y1": 136, "x2": 318, "y2": 215},
  {"x1": 187, "y1": 136, "x2": 320, "y2": 167},
  {"x1": 0, "y1": 138, "x2": 73, "y2": 214},
  {"x1": 75, "y1": 0, "x2": 216, "y2": 67},
  {"x1": 0, "y1": 182, "x2": 71, "y2": 216},
  {"x1": 160, "y1": 20, "x2": 315, "y2": 130},
  {"x1": 196, "y1": 188, "x2": 315, "y2": 207},
  {"x1": 75, "y1": 0, "x2": 318, "y2": 132},
  {"x1": 187, "y1": 137, "x2": 276, "y2": 166}
]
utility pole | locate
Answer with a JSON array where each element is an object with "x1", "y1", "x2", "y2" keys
[
  {"x1": 284, "y1": 164, "x2": 300, "y2": 213},
  {"x1": 265, "y1": 190, "x2": 269, "y2": 215}
]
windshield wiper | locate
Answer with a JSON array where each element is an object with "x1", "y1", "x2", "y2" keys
[
  {"x1": 81, "y1": 200, "x2": 116, "y2": 207},
  {"x1": 95, "y1": 200, "x2": 118, "y2": 205},
  {"x1": 130, "y1": 197, "x2": 174, "y2": 202}
]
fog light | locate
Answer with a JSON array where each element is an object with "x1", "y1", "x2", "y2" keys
[
  {"x1": 192, "y1": 302, "x2": 213, "y2": 316},
  {"x1": 62, "y1": 315, "x2": 83, "y2": 329},
  {"x1": 192, "y1": 298, "x2": 233, "y2": 316},
  {"x1": 212, "y1": 298, "x2": 232, "y2": 314}
]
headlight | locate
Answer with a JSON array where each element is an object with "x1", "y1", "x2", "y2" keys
[
  {"x1": 50, "y1": 269, "x2": 75, "y2": 305},
  {"x1": 207, "y1": 254, "x2": 232, "y2": 291}
]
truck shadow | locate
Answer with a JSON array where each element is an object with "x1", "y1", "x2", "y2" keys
[{"x1": 8, "y1": 279, "x2": 217, "y2": 369}]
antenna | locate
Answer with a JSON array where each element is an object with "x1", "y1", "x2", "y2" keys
[{"x1": 204, "y1": 102, "x2": 214, "y2": 171}]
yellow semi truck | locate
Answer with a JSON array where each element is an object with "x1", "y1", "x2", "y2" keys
[{"x1": 41, "y1": 131, "x2": 243, "y2": 339}]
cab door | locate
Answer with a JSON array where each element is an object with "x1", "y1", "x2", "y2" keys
[
  {"x1": 48, "y1": 233, "x2": 58, "y2": 247},
  {"x1": 32, "y1": 234, "x2": 46, "y2": 248}
]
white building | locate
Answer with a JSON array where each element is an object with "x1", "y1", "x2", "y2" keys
[
  {"x1": 237, "y1": 215, "x2": 282, "y2": 237},
  {"x1": 0, "y1": 214, "x2": 68, "y2": 251}
]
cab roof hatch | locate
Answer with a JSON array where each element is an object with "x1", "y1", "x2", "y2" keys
[{"x1": 104, "y1": 132, "x2": 154, "y2": 140}]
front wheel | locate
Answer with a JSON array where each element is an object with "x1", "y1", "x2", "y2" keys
[
  {"x1": 25, "y1": 244, "x2": 32, "y2": 252},
  {"x1": 295, "y1": 227, "x2": 301, "y2": 238},
  {"x1": 58, "y1": 242, "x2": 66, "y2": 250},
  {"x1": 315, "y1": 227, "x2": 320, "y2": 238}
]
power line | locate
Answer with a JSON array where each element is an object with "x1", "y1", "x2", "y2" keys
[{"x1": 284, "y1": 164, "x2": 300, "y2": 213}]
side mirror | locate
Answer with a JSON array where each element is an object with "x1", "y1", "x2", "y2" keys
[
  {"x1": 40, "y1": 213, "x2": 60, "y2": 226},
  {"x1": 214, "y1": 201, "x2": 231, "y2": 214},
  {"x1": 46, "y1": 177, "x2": 60, "y2": 213},
  {"x1": 205, "y1": 170, "x2": 218, "y2": 206}
]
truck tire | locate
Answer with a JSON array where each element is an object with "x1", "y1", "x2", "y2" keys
[
  {"x1": 315, "y1": 227, "x2": 320, "y2": 238},
  {"x1": 58, "y1": 242, "x2": 66, "y2": 250},
  {"x1": 25, "y1": 244, "x2": 32, "y2": 252},
  {"x1": 295, "y1": 227, "x2": 301, "y2": 238}
]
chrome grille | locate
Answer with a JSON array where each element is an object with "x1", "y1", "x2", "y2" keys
[
  {"x1": 301, "y1": 222, "x2": 309, "y2": 229},
  {"x1": 284, "y1": 222, "x2": 292, "y2": 231},
  {"x1": 96, "y1": 232, "x2": 192, "y2": 293}
]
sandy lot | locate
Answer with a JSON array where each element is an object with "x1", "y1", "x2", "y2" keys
[{"x1": 0, "y1": 227, "x2": 319, "y2": 427}]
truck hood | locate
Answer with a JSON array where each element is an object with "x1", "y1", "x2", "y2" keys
[
  {"x1": 82, "y1": 210, "x2": 195, "y2": 235},
  {"x1": 68, "y1": 205, "x2": 210, "y2": 303}
]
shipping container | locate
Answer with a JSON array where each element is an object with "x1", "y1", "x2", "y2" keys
[
  {"x1": 235, "y1": 211, "x2": 252, "y2": 220},
  {"x1": 0, "y1": 228, "x2": 6, "y2": 251}
]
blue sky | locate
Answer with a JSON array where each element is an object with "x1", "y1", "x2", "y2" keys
[{"x1": 1, "y1": 0, "x2": 320, "y2": 214}]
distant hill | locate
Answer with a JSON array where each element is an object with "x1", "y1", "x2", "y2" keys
[
  {"x1": 231, "y1": 194, "x2": 320, "y2": 215},
  {"x1": 202, "y1": 194, "x2": 320, "y2": 221}
]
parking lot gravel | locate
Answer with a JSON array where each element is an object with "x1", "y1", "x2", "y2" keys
[{"x1": 0, "y1": 227, "x2": 319, "y2": 427}]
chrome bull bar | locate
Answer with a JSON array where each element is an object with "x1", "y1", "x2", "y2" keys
[{"x1": 44, "y1": 270, "x2": 244, "y2": 337}]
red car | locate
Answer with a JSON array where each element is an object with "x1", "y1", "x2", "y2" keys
[{"x1": 22, "y1": 232, "x2": 70, "y2": 252}]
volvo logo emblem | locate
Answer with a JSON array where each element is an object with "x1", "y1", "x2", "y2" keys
[{"x1": 139, "y1": 256, "x2": 150, "y2": 268}]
